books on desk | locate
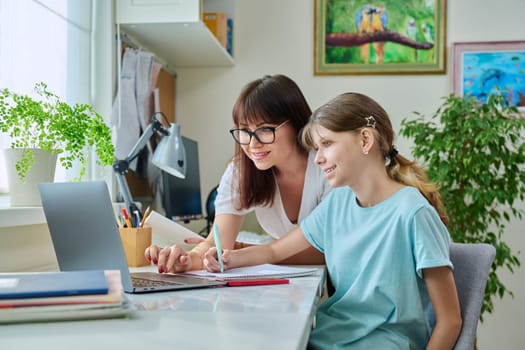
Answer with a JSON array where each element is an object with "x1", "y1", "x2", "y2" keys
[
  {"x1": 0, "y1": 270, "x2": 133, "y2": 324},
  {"x1": 0, "y1": 270, "x2": 108, "y2": 300}
]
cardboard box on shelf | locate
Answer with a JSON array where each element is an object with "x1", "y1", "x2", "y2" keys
[{"x1": 203, "y1": 12, "x2": 228, "y2": 50}]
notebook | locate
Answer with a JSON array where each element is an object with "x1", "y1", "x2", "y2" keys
[
  {"x1": 183, "y1": 264, "x2": 317, "y2": 281},
  {"x1": 0, "y1": 270, "x2": 108, "y2": 299},
  {"x1": 38, "y1": 181, "x2": 226, "y2": 294}
]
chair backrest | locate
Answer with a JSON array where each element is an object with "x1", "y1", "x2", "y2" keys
[
  {"x1": 450, "y1": 242, "x2": 496, "y2": 350},
  {"x1": 205, "y1": 185, "x2": 219, "y2": 234}
]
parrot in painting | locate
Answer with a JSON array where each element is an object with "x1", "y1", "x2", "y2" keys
[
  {"x1": 406, "y1": 17, "x2": 418, "y2": 61},
  {"x1": 355, "y1": 4, "x2": 388, "y2": 64},
  {"x1": 421, "y1": 22, "x2": 434, "y2": 44}
]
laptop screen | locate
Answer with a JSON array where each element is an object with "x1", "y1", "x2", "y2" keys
[{"x1": 38, "y1": 181, "x2": 134, "y2": 292}]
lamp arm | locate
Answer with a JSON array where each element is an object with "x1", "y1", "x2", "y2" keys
[
  {"x1": 126, "y1": 118, "x2": 168, "y2": 163},
  {"x1": 115, "y1": 171, "x2": 136, "y2": 215},
  {"x1": 112, "y1": 117, "x2": 169, "y2": 215}
]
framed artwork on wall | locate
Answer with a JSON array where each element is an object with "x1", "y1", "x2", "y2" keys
[
  {"x1": 314, "y1": 0, "x2": 447, "y2": 75},
  {"x1": 453, "y1": 41, "x2": 525, "y2": 115}
]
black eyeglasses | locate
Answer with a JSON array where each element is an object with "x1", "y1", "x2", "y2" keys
[{"x1": 229, "y1": 120, "x2": 290, "y2": 145}]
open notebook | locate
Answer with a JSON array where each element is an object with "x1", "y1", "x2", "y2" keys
[{"x1": 182, "y1": 264, "x2": 318, "y2": 281}]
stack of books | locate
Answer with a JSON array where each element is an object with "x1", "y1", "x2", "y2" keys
[{"x1": 0, "y1": 270, "x2": 133, "y2": 324}]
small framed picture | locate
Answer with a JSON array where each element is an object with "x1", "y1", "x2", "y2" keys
[
  {"x1": 314, "y1": 0, "x2": 447, "y2": 75},
  {"x1": 452, "y1": 41, "x2": 525, "y2": 115}
]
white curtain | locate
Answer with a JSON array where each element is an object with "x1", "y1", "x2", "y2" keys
[{"x1": 0, "y1": 0, "x2": 92, "y2": 192}]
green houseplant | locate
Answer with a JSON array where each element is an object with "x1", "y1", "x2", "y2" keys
[
  {"x1": 0, "y1": 82, "x2": 114, "y2": 182},
  {"x1": 400, "y1": 93, "x2": 525, "y2": 320}
]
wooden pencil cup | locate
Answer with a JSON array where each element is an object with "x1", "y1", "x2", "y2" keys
[{"x1": 118, "y1": 227, "x2": 152, "y2": 267}]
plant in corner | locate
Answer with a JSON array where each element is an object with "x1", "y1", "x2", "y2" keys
[
  {"x1": 400, "y1": 92, "x2": 525, "y2": 320},
  {"x1": 0, "y1": 82, "x2": 115, "y2": 181}
]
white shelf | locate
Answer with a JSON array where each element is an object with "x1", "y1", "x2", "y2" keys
[
  {"x1": 119, "y1": 22, "x2": 233, "y2": 68},
  {"x1": 116, "y1": 0, "x2": 234, "y2": 68}
]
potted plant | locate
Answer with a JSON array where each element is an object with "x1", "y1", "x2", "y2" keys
[
  {"x1": 400, "y1": 92, "x2": 525, "y2": 320},
  {"x1": 0, "y1": 82, "x2": 114, "y2": 205}
]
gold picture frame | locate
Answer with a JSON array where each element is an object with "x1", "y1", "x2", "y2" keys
[{"x1": 314, "y1": 0, "x2": 447, "y2": 75}]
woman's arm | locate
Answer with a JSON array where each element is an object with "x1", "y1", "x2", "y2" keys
[
  {"x1": 424, "y1": 266, "x2": 462, "y2": 350},
  {"x1": 146, "y1": 213, "x2": 244, "y2": 272}
]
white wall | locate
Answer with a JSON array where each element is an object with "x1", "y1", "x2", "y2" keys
[{"x1": 174, "y1": 0, "x2": 525, "y2": 348}]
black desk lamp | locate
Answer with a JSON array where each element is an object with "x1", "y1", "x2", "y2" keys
[{"x1": 113, "y1": 112, "x2": 186, "y2": 215}]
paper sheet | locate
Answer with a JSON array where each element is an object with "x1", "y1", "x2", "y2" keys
[
  {"x1": 144, "y1": 210, "x2": 203, "y2": 251},
  {"x1": 111, "y1": 48, "x2": 140, "y2": 170}
]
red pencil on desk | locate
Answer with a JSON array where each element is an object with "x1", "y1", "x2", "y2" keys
[{"x1": 225, "y1": 279, "x2": 289, "y2": 287}]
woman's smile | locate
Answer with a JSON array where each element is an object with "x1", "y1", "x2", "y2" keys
[{"x1": 250, "y1": 150, "x2": 271, "y2": 161}]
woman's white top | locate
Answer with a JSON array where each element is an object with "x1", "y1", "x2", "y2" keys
[{"x1": 214, "y1": 150, "x2": 331, "y2": 239}]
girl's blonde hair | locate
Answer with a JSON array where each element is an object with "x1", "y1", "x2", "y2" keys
[{"x1": 300, "y1": 92, "x2": 448, "y2": 226}]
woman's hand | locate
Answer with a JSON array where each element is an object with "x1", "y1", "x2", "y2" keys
[
  {"x1": 203, "y1": 247, "x2": 233, "y2": 272},
  {"x1": 145, "y1": 244, "x2": 194, "y2": 273}
]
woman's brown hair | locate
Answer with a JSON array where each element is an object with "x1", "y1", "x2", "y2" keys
[{"x1": 231, "y1": 74, "x2": 311, "y2": 209}]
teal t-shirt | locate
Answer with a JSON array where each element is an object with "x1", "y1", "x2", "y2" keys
[{"x1": 301, "y1": 186, "x2": 451, "y2": 350}]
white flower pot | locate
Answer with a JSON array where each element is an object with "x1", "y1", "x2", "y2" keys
[{"x1": 4, "y1": 149, "x2": 57, "y2": 207}]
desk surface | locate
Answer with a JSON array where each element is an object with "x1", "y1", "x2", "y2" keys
[{"x1": 0, "y1": 267, "x2": 325, "y2": 350}]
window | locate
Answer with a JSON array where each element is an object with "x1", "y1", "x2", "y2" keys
[{"x1": 0, "y1": 0, "x2": 92, "y2": 192}]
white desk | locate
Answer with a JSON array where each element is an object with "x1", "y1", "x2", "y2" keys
[{"x1": 0, "y1": 267, "x2": 325, "y2": 350}]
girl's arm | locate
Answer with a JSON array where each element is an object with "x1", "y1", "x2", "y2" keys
[
  {"x1": 186, "y1": 213, "x2": 245, "y2": 270},
  {"x1": 278, "y1": 245, "x2": 325, "y2": 265},
  {"x1": 204, "y1": 226, "x2": 313, "y2": 271},
  {"x1": 424, "y1": 266, "x2": 462, "y2": 350}
]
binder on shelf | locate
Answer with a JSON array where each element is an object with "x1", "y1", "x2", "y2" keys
[
  {"x1": 227, "y1": 17, "x2": 233, "y2": 56},
  {"x1": 203, "y1": 12, "x2": 229, "y2": 50}
]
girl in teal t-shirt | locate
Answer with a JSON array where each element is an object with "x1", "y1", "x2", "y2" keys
[{"x1": 203, "y1": 92, "x2": 462, "y2": 349}]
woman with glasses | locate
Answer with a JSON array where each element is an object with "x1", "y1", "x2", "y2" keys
[{"x1": 146, "y1": 74, "x2": 331, "y2": 272}]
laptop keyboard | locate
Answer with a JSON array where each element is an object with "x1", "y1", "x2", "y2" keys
[{"x1": 132, "y1": 277, "x2": 182, "y2": 287}]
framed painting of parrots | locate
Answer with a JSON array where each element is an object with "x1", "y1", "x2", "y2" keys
[{"x1": 314, "y1": 0, "x2": 447, "y2": 75}]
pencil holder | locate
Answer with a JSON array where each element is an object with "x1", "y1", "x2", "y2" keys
[{"x1": 118, "y1": 227, "x2": 152, "y2": 267}]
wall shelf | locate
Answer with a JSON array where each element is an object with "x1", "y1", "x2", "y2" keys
[{"x1": 116, "y1": 0, "x2": 234, "y2": 68}]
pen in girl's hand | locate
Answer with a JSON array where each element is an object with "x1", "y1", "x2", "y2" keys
[{"x1": 213, "y1": 224, "x2": 224, "y2": 273}]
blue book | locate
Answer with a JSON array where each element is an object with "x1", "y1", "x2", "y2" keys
[{"x1": 0, "y1": 270, "x2": 108, "y2": 299}]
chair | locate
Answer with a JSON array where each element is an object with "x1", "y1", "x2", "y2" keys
[
  {"x1": 449, "y1": 242, "x2": 496, "y2": 350},
  {"x1": 204, "y1": 185, "x2": 219, "y2": 234}
]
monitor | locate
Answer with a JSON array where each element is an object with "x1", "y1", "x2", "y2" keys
[{"x1": 161, "y1": 136, "x2": 203, "y2": 222}]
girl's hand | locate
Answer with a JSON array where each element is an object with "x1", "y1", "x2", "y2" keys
[{"x1": 203, "y1": 247, "x2": 232, "y2": 272}]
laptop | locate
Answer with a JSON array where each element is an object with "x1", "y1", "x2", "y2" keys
[{"x1": 38, "y1": 181, "x2": 226, "y2": 294}]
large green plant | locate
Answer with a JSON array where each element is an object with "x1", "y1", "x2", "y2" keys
[
  {"x1": 400, "y1": 93, "x2": 525, "y2": 319},
  {"x1": 0, "y1": 82, "x2": 114, "y2": 181}
]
